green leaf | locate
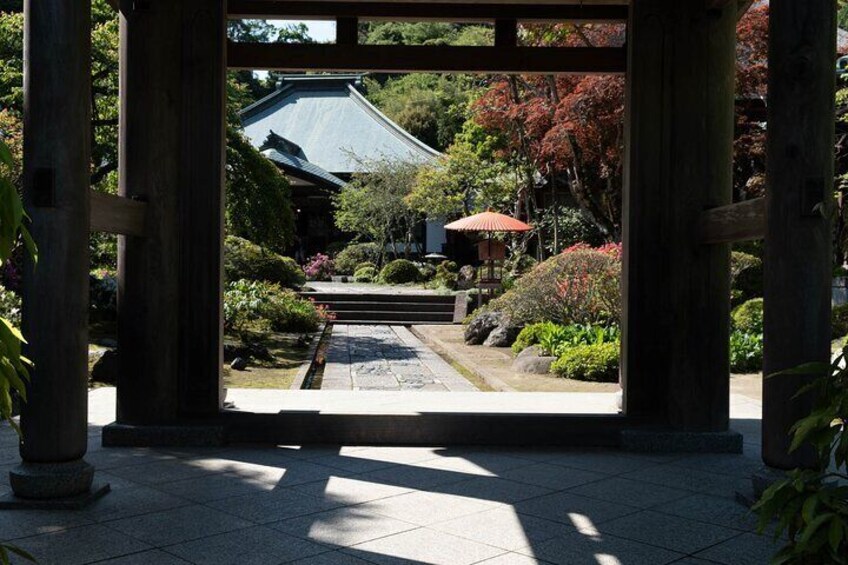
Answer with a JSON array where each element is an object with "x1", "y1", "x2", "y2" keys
[
  {"x1": 802, "y1": 495, "x2": 819, "y2": 524},
  {"x1": 0, "y1": 140, "x2": 12, "y2": 168},
  {"x1": 828, "y1": 517, "x2": 844, "y2": 552},
  {"x1": 799, "y1": 512, "x2": 834, "y2": 545}
]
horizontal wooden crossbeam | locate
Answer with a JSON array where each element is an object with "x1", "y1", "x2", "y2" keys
[
  {"x1": 699, "y1": 197, "x2": 765, "y2": 244},
  {"x1": 90, "y1": 191, "x2": 148, "y2": 237},
  {"x1": 228, "y1": 1, "x2": 629, "y2": 23},
  {"x1": 227, "y1": 43, "x2": 627, "y2": 74}
]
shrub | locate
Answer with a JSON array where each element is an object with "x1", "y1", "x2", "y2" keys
[
  {"x1": 551, "y1": 342, "x2": 619, "y2": 382},
  {"x1": 224, "y1": 235, "x2": 304, "y2": 288},
  {"x1": 457, "y1": 265, "x2": 477, "y2": 290},
  {"x1": 417, "y1": 262, "x2": 436, "y2": 281},
  {"x1": 833, "y1": 303, "x2": 848, "y2": 339},
  {"x1": 435, "y1": 260, "x2": 459, "y2": 289},
  {"x1": 355, "y1": 261, "x2": 377, "y2": 273},
  {"x1": 0, "y1": 285, "x2": 21, "y2": 327},
  {"x1": 303, "y1": 253, "x2": 334, "y2": 281},
  {"x1": 354, "y1": 266, "x2": 378, "y2": 283},
  {"x1": 730, "y1": 251, "x2": 762, "y2": 307},
  {"x1": 380, "y1": 259, "x2": 420, "y2": 284},
  {"x1": 488, "y1": 243, "x2": 621, "y2": 326},
  {"x1": 89, "y1": 269, "x2": 117, "y2": 322},
  {"x1": 730, "y1": 330, "x2": 763, "y2": 373},
  {"x1": 334, "y1": 243, "x2": 381, "y2": 275},
  {"x1": 224, "y1": 279, "x2": 323, "y2": 334},
  {"x1": 512, "y1": 322, "x2": 558, "y2": 354},
  {"x1": 537, "y1": 323, "x2": 620, "y2": 357},
  {"x1": 732, "y1": 298, "x2": 763, "y2": 334}
]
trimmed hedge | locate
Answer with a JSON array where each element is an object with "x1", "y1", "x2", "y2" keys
[
  {"x1": 354, "y1": 266, "x2": 378, "y2": 283},
  {"x1": 732, "y1": 298, "x2": 763, "y2": 335},
  {"x1": 224, "y1": 235, "x2": 304, "y2": 289},
  {"x1": 334, "y1": 243, "x2": 381, "y2": 275},
  {"x1": 380, "y1": 259, "x2": 420, "y2": 284},
  {"x1": 551, "y1": 342, "x2": 620, "y2": 382}
]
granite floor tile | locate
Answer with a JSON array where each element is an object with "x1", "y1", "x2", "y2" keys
[
  {"x1": 165, "y1": 526, "x2": 330, "y2": 565},
  {"x1": 206, "y1": 488, "x2": 343, "y2": 524},
  {"x1": 156, "y1": 471, "x2": 281, "y2": 503},
  {"x1": 294, "y1": 475, "x2": 413, "y2": 506},
  {"x1": 360, "y1": 489, "x2": 497, "y2": 526},
  {"x1": 80, "y1": 485, "x2": 190, "y2": 523},
  {"x1": 7, "y1": 524, "x2": 150, "y2": 565},
  {"x1": 94, "y1": 549, "x2": 192, "y2": 564},
  {"x1": 500, "y1": 463, "x2": 607, "y2": 491},
  {"x1": 620, "y1": 465, "x2": 749, "y2": 499},
  {"x1": 597, "y1": 510, "x2": 739, "y2": 554},
  {"x1": 433, "y1": 475, "x2": 553, "y2": 504},
  {"x1": 289, "y1": 550, "x2": 376, "y2": 564},
  {"x1": 567, "y1": 476, "x2": 691, "y2": 509},
  {"x1": 345, "y1": 527, "x2": 505, "y2": 565},
  {"x1": 0, "y1": 509, "x2": 93, "y2": 541},
  {"x1": 272, "y1": 506, "x2": 417, "y2": 547},
  {"x1": 430, "y1": 507, "x2": 573, "y2": 551},
  {"x1": 515, "y1": 491, "x2": 640, "y2": 528},
  {"x1": 518, "y1": 530, "x2": 683, "y2": 565},
  {"x1": 694, "y1": 532, "x2": 781, "y2": 565},
  {"x1": 106, "y1": 504, "x2": 252, "y2": 547},
  {"x1": 651, "y1": 493, "x2": 759, "y2": 531}
]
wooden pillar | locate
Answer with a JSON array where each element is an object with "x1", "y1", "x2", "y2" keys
[
  {"x1": 178, "y1": 0, "x2": 226, "y2": 417},
  {"x1": 622, "y1": 0, "x2": 736, "y2": 431},
  {"x1": 11, "y1": 0, "x2": 96, "y2": 499},
  {"x1": 117, "y1": 0, "x2": 183, "y2": 424},
  {"x1": 763, "y1": 1, "x2": 836, "y2": 469}
]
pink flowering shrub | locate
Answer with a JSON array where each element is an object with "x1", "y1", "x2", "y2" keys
[
  {"x1": 303, "y1": 253, "x2": 334, "y2": 281},
  {"x1": 489, "y1": 243, "x2": 621, "y2": 326}
]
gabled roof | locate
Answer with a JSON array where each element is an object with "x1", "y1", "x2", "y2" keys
[
  {"x1": 241, "y1": 74, "x2": 440, "y2": 176},
  {"x1": 261, "y1": 148, "x2": 346, "y2": 189}
]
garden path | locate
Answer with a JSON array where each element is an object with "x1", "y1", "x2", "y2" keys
[{"x1": 321, "y1": 325, "x2": 478, "y2": 392}]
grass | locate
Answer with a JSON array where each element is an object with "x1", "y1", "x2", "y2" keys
[{"x1": 223, "y1": 332, "x2": 312, "y2": 389}]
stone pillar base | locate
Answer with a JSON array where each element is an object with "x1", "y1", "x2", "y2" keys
[{"x1": 5, "y1": 460, "x2": 109, "y2": 507}]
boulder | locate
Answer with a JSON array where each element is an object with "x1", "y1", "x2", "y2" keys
[
  {"x1": 90, "y1": 349, "x2": 119, "y2": 385},
  {"x1": 512, "y1": 346, "x2": 557, "y2": 374},
  {"x1": 464, "y1": 311, "x2": 501, "y2": 345},
  {"x1": 230, "y1": 357, "x2": 249, "y2": 371},
  {"x1": 223, "y1": 338, "x2": 271, "y2": 363},
  {"x1": 457, "y1": 265, "x2": 477, "y2": 290},
  {"x1": 484, "y1": 324, "x2": 521, "y2": 348}
]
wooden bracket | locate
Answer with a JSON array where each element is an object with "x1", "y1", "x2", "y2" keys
[
  {"x1": 90, "y1": 191, "x2": 148, "y2": 237},
  {"x1": 699, "y1": 197, "x2": 766, "y2": 244}
]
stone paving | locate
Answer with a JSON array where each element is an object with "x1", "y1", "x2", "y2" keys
[
  {"x1": 0, "y1": 388, "x2": 779, "y2": 565},
  {"x1": 321, "y1": 325, "x2": 478, "y2": 392}
]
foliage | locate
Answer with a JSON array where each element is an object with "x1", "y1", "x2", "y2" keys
[
  {"x1": 489, "y1": 243, "x2": 621, "y2": 326},
  {"x1": 353, "y1": 266, "x2": 378, "y2": 283},
  {"x1": 753, "y1": 350, "x2": 848, "y2": 564},
  {"x1": 730, "y1": 330, "x2": 763, "y2": 374},
  {"x1": 303, "y1": 254, "x2": 334, "y2": 282},
  {"x1": 434, "y1": 260, "x2": 459, "y2": 290},
  {"x1": 408, "y1": 141, "x2": 515, "y2": 220},
  {"x1": 226, "y1": 127, "x2": 295, "y2": 252},
  {"x1": 512, "y1": 322, "x2": 559, "y2": 354},
  {"x1": 0, "y1": 133, "x2": 34, "y2": 435},
  {"x1": 223, "y1": 279, "x2": 324, "y2": 334},
  {"x1": 355, "y1": 261, "x2": 377, "y2": 273},
  {"x1": 334, "y1": 243, "x2": 381, "y2": 275},
  {"x1": 731, "y1": 251, "x2": 763, "y2": 307},
  {"x1": 537, "y1": 323, "x2": 620, "y2": 357},
  {"x1": 551, "y1": 342, "x2": 620, "y2": 382},
  {"x1": 417, "y1": 262, "x2": 436, "y2": 281},
  {"x1": 362, "y1": 22, "x2": 492, "y2": 47},
  {"x1": 732, "y1": 298, "x2": 764, "y2": 335},
  {"x1": 834, "y1": 304, "x2": 848, "y2": 340},
  {"x1": 224, "y1": 235, "x2": 304, "y2": 289},
  {"x1": 89, "y1": 269, "x2": 117, "y2": 323},
  {"x1": 334, "y1": 157, "x2": 423, "y2": 259},
  {"x1": 0, "y1": 284, "x2": 19, "y2": 327},
  {"x1": 537, "y1": 206, "x2": 606, "y2": 255},
  {"x1": 379, "y1": 259, "x2": 421, "y2": 284}
]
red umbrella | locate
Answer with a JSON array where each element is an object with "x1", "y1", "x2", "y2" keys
[{"x1": 444, "y1": 210, "x2": 532, "y2": 233}]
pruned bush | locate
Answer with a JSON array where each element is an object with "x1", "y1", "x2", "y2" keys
[
  {"x1": 435, "y1": 260, "x2": 459, "y2": 289},
  {"x1": 551, "y1": 342, "x2": 619, "y2": 382},
  {"x1": 355, "y1": 261, "x2": 377, "y2": 273},
  {"x1": 0, "y1": 284, "x2": 21, "y2": 327},
  {"x1": 730, "y1": 330, "x2": 763, "y2": 373},
  {"x1": 303, "y1": 254, "x2": 334, "y2": 281},
  {"x1": 380, "y1": 259, "x2": 420, "y2": 284},
  {"x1": 732, "y1": 298, "x2": 763, "y2": 335},
  {"x1": 224, "y1": 235, "x2": 304, "y2": 289},
  {"x1": 354, "y1": 266, "x2": 378, "y2": 283},
  {"x1": 488, "y1": 243, "x2": 621, "y2": 327},
  {"x1": 224, "y1": 279, "x2": 323, "y2": 334},
  {"x1": 731, "y1": 251, "x2": 762, "y2": 307},
  {"x1": 418, "y1": 262, "x2": 436, "y2": 281},
  {"x1": 334, "y1": 243, "x2": 381, "y2": 275},
  {"x1": 833, "y1": 304, "x2": 848, "y2": 339}
]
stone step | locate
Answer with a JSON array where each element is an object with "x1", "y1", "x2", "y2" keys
[
  {"x1": 330, "y1": 320, "x2": 455, "y2": 326},
  {"x1": 332, "y1": 310, "x2": 454, "y2": 322},
  {"x1": 302, "y1": 292, "x2": 455, "y2": 304},
  {"x1": 314, "y1": 301, "x2": 455, "y2": 313}
]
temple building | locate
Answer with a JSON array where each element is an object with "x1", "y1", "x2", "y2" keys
[{"x1": 240, "y1": 74, "x2": 446, "y2": 256}]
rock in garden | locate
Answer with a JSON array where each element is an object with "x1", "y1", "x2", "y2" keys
[
  {"x1": 484, "y1": 324, "x2": 521, "y2": 348},
  {"x1": 512, "y1": 345, "x2": 557, "y2": 374},
  {"x1": 90, "y1": 349, "x2": 119, "y2": 386},
  {"x1": 464, "y1": 311, "x2": 502, "y2": 345},
  {"x1": 230, "y1": 357, "x2": 249, "y2": 371}
]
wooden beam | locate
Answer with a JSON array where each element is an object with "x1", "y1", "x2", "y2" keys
[
  {"x1": 227, "y1": 43, "x2": 626, "y2": 74},
  {"x1": 336, "y1": 16, "x2": 358, "y2": 46},
  {"x1": 228, "y1": 1, "x2": 629, "y2": 23},
  {"x1": 699, "y1": 198, "x2": 765, "y2": 244},
  {"x1": 494, "y1": 19, "x2": 517, "y2": 47},
  {"x1": 737, "y1": 0, "x2": 755, "y2": 19},
  {"x1": 90, "y1": 191, "x2": 147, "y2": 237}
]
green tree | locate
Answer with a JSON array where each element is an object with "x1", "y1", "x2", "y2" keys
[{"x1": 334, "y1": 157, "x2": 423, "y2": 260}]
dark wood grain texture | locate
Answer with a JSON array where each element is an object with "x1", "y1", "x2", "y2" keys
[
  {"x1": 227, "y1": 43, "x2": 627, "y2": 74},
  {"x1": 699, "y1": 197, "x2": 766, "y2": 244},
  {"x1": 763, "y1": 0, "x2": 836, "y2": 470},
  {"x1": 622, "y1": 0, "x2": 736, "y2": 431},
  {"x1": 20, "y1": 0, "x2": 92, "y2": 463},
  {"x1": 90, "y1": 191, "x2": 147, "y2": 236}
]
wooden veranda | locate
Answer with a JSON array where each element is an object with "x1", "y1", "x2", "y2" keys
[{"x1": 10, "y1": 0, "x2": 837, "y2": 503}]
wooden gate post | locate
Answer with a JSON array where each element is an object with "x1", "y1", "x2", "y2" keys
[
  {"x1": 622, "y1": 0, "x2": 736, "y2": 433},
  {"x1": 763, "y1": 0, "x2": 836, "y2": 470},
  {"x1": 9, "y1": 0, "x2": 107, "y2": 503}
]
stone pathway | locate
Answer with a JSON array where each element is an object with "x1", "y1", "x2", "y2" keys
[{"x1": 321, "y1": 325, "x2": 478, "y2": 392}]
